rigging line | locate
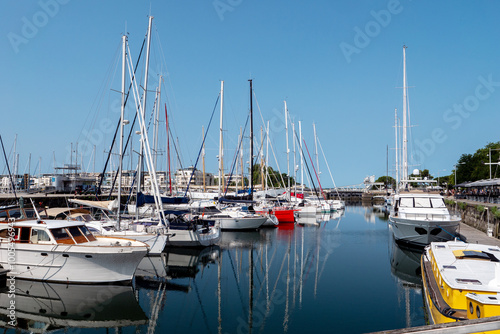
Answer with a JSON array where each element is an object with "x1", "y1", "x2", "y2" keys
[
  {"x1": 224, "y1": 114, "x2": 250, "y2": 196},
  {"x1": 184, "y1": 93, "x2": 221, "y2": 196},
  {"x1": 227, "y1": 250, "x2": 249, "y2": 315},
  {"x1": 258, "y1": 245, "x2": 289, "y2": 334},
  {"x1": 291, "y1": 128, "x2": 321, "y2": 200},
  {"x1": 193, "y1": 278, "x2": 213, "y2": 334},
  {"x1": 102, "y1": 38, "x2": 146, "y2": 199},
  {"x1": 168, "y1": 126, "x2": 185, "y2": 183},
  {"x1": 0, "y1": 135, "x2": 17, "y2": 200},
  {"x1": 317, "y1": 137, "x2": 340, "y2": 197},
  {"x1": 304, "y1": 139, "x2": 325, "y2": 200}
]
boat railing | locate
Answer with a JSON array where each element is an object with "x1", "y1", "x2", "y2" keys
[{"x1": 400, "y1": 210, "x2": 461, "y2": 222}]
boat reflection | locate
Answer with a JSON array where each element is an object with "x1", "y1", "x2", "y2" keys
[
  {"x1": 390, "y1": 237, "x2": 423, "y2": 286},
  {"x1": 0, "y1": 280, "x2": 147, "y2": 332},
  {"x1": 135, "y1": 246, "x2": 220, "y2": 291},
  {"x1": 218, "y1": 230, "x2": 269, "y2": 249},
  {"x1": 389, "y1": 236, "x2": 424, "y2": 329}
]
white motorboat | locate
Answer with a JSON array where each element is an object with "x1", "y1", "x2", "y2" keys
[
  {"x1": 0, "y1": 219, "x2": 148, "y2": 283},
  {"x1": 388, "y1": 193, "x2": 461, "y2": 248}
]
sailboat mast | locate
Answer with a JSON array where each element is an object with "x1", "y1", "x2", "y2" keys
[
  {"x1": 265, "y1": 121, "x2": 269, "y2": 193},
  {"x1": 394, "y1": 108, "x2": 399, "y2": 192},
  {"x1": 402, "y1": 45, "x2": 408, "y2": 185},
  {"x1": 313, "y1": 123, "x2": 319, "y2": 179},
  {"x1": 299, "y1": 121, "x2": 304, "y2": 195},
  {"x1": 218, "y1": 80, "x2": 224, "y2": 199},
  {"x1": 292, "y1": 122, "x2": 297, "y2": 197},
  {"x1": 202, "y1": 126, "x2": 206, "y2": 192},
  {"x1": 117, "y1": 34, "x2": 127, "y2": 225},
  {"x1": 153, "y1": 76, "x2": 162, "y2": 172},
  {"x1": 240, "y1": 127, "x2": 244, "y2": 190},
  {"x1": 166, "y1": 104, "x2": 172, "y2": 195},
  {"x1": 285, "y1": 100, "x2": 290, "y2": 200},
  {"x1": 137, "y1": 16, "x2": 153, "y2": 199},
  {"x1": 249, "y1": 79, "x2": 254, "y2": 200},
  {"x1": 260, "y1": 126, "x2": 264, "y2": 191}
]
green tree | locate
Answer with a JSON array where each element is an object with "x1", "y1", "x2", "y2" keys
[
  {"x1": 455, "y1": 141, "x2": 500, "y2": 184},
  {"x1": 375, "y1": 176, "x2": 396, "y2": 188}
]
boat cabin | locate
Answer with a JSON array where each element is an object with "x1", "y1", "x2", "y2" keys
[
  {"x1": 0, "y1": 221, "x2": 97, "y2": 245},
  {"x1": 0, "y1": 206, "x2": 42, "y2": 222}
]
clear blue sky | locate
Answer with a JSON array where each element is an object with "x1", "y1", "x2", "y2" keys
[{"x1": 1, "y1": 0, "x2": 499, "y2": 188}]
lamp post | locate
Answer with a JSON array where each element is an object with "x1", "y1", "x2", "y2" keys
[
  {"x1": 454, "y1": 163, "x2": 465, "y2": 186},
  {"x1": 486, "y1": 148, "x2": 500, "y2": 179}
]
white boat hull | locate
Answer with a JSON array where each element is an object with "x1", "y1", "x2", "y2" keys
[
  {"x1": 215, "y1": 216, "x2": 267, "y2": 230},
  {"x1": 389, "y1": 215, "x2": 461, "y2": 247},
  {"x1": 166, "y1": 226, "x2": 220, "y2": 247},
  {"x1": 0, "y1": 237, "x2": 147, "y2": 283}
]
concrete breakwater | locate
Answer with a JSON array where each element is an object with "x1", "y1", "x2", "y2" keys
[{"x1": 446, "y1": 198, "x2": 500, "y2": 239}]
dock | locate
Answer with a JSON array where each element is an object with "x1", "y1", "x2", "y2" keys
[
  {"x1": 369, "y1": 216, "x2": 500, "y2": 334},
  {"x1": 457, "y1": 221, "x2": 500, "y2": 246}
]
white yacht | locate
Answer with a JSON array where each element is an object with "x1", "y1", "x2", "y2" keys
[
  {"x1": 0, "y1": 219, "x2": 148, "y2": 283},
  {"x1": 389, "y1": 193, "x2": 461, "y2": 248}
]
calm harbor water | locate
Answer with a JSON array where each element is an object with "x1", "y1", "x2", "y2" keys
[{"x1": 1, "y1": 206, "x2": 427, "y2": 334}]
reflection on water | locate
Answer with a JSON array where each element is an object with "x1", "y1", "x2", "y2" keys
[
  {"x1": 389, "y1": 235, "x2": 425, "y2": 329},
  {"x1": 1, "y1": 207, "x2": 430, "y2": 334},
  {"x1": 0, "y1": 280, "x2": 147, "y2": 332}
]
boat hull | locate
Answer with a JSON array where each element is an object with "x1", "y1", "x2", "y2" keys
[
  {"x1": 270, "y1": 208, "x2": 296, "y2": 223},
  {"x1": 389, "y1": 215, "x2": 460, "y2": 248},
  {"x1": 218, "y1": 216, "x2": 267, "y2": 230},
  {"x1": 0, "y1": 237, "x2": 147, "y2": 283},
  {"x1": 165, "y1": 226, "x2": 220, "y2": 247}
]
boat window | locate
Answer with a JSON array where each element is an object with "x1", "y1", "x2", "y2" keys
[
  {"x1": 0, "y1": 211, "x2": 8, "y2": 221},
  {"x1": 430, "y1": 198, "x2": 446, "y2": 208},
  {"x1": 414, "y1": 198, "x2": 432, "y2": 208},
  {"x1": 19, "y1": 227, "x2": 31, "y2": 243},
  {"x1": 31, "y1": 229, "x2": 51, "y2": 243},
  {"x1": 399, "y1": 198, "x2": 413, "y2": 208},
  {"x1": 24, "y1": 209, "x2": 37, "y2": 219},
  {"x1": 67, "y1": 226, "x2": 88, "y2": 244},
  {"x1": 79, "y1": 225, "x2": 96, "y2": 242},
  {"x1": 8, "y1": 209, "x2": 22, "y2": 219},
  {"x1": 0, "y1": 228, "x2": 14, "y2": 239},
  {"x1": 50, "y1": 228, "x2": 75, "y2": 244}
]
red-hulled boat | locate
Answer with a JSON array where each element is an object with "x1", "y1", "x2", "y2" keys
[{"x1": 270, "y1": 207, "x2": 296, "y2": 223}]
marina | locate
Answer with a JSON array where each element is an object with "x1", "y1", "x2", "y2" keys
[
  {"x1": 1, "y1": 2, "x2": 500, "y2": 333},
  {"x1": 0, "y1": 205, "x2": 495, "y2": 334}
]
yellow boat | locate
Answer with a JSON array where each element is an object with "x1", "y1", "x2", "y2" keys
[{"x1": 422, "y1": 241, "x2": 500, "y2": 332}]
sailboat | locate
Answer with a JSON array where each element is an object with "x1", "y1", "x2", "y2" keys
[
  {"x1": 388, "y1": 46, "x2": 460, "y2": 248},
  {"x1": 202, "y1": 80, "x2": 268, "y2": 230},
  {"x1": 81, "y1": 17, "x2": 219, "y2": 251}
]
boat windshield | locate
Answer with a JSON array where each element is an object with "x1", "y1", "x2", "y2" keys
[
  {"x1": 50, "y1": 227, "x2": 75, "y2": 244},
  {"x1": 400, "y1": 197, "x2": 446, "y2": 208}
]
